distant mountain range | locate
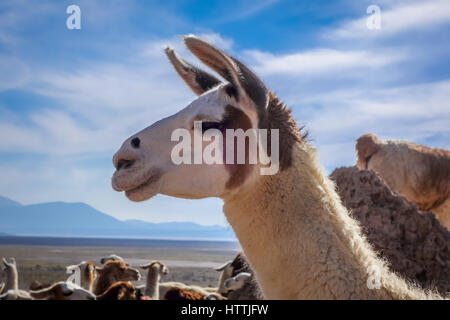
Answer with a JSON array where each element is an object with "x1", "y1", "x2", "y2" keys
[{"x1": 0, "y1": 195, "x2": 235, "y2": 240}]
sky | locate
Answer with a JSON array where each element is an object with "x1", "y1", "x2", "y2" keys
[{"x1": 0, "y1": 0, "x2": 449, "y2": 226}]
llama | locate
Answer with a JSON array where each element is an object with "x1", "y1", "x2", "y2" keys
[
  {"x1": 111, "y1": 36, "x2": 445, "y2": 299},
  {"x1": 96, "y1": 281, "x2": 137, "y2": 300},
  {"x1": 158, "y1": 281, "x2": 219, "y2": 299},
  {"x1": 66, "y1": 261, "x2": 96, "y2": 292},
  {"x1": 164, "y1": 287, "x2": 226, "y2": 300},
  {"x1": 0, "y1": 257, "x2": 31, "y2": 300},
  {"x1": 93, "y1": 260, "x2": 140, "y2": 295},
  {"x1": 355, "y1": 133, "x2": 450, "y2": 229},
  {"x1": 215, "y1": 253, "x2": 262, "y2": 300},
  {"x1": 29, "y1": 281, "x2": 96, "y2": 300},
  {"x1": 139, "y1": 260, "x2": 168, "y2": 299},
  {"x1": 2, "y1": 258, "x2": 18, "y2": 292}
]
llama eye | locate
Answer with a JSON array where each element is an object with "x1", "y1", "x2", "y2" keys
[{"x1": 201, "y1": 121, "x2": 222, "y2": 132}]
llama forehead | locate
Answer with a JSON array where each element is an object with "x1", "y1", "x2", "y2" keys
[{"x1": 181, "y1": 85, "x2": 233, "y2": 120}]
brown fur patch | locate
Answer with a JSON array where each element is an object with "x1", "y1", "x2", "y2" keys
[
  {"x1": 355, "y1": 133, "x2": 381, "y2": 169},
  {"x1": 164, "y1": 287, "x2": 205, "y2": 300},
  {"x1": 97, "y1": 281, "x2": 137, "y2": 300},
  {"x1": 30, "y1": 282, "x2": 66, "y2": 300},
  {"x1": 407, "y1": 142, "x2": 450, "y2": 211},
  {"x1": 82, "y1": 261, "x2": 96, "y2": 288},
  {"x1": 221, "y1": 105, "x2": 253, "y2": 189}
]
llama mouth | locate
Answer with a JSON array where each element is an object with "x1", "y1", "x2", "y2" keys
[
  {"x1": 112, "y1": 167, "x2": 160, "y2": 192},
  {"x1": 123, "y1": 171, "x2": 162, "y2": 202}
]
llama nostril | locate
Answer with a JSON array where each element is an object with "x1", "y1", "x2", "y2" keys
[
  {"x1": 117, "y1": 159, "x2": 136, "y2": 171},
  {"x1": 131, "y1": 137, "x2": 140, "y2": 149}
]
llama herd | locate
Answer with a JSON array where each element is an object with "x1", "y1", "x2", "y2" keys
[{"x1": 0, "y1": 253, "x2": 259, "y2": 300}]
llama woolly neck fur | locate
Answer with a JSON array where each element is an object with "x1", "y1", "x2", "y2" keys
[
  {"x1": 4, "y1": 261, "x2": 18, "y2": 291},
  {"x1": 145, "y1": 266, "x2": 161, "y2": 299},
  {"x1": 223, "y1": 142, "x2": 443, "y2": 300}
]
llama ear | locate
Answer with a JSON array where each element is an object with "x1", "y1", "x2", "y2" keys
[
  {"x1": 165, "y1": 47, "x2": 222, "y2": 96},
  {"x1": 214, "y1": 261, "x2": 232, "y2": 271},
  {"x1": 95, "y1": 266, "x2": 103, "y2": 272},
  {"x1": 183, "y1": 35, "x2": 269, "y2": 113},
  {"x1": 139, "y1": 263, "x2": 151, "y2": 270},
  {"x1": 2, "y1": 258, "x2": 13, "y2": 267}
]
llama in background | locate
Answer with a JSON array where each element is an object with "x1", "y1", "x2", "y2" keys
[{"x1": 356, "y1": 133, "x2": 450, "y2": 229}]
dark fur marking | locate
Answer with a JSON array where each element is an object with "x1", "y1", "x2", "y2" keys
[
  {"x1": 259, "y1": 93, "x2": 305, "y2": 170},
  {"x1": 194, "y1": 69, "x2": 222, "y2": 92},
  {"x1": 217, "y1": 105, "x2": 253, "y2": 189},
  {"x1": 224, "y1": 83, "x2": 238, "y2": 100}
]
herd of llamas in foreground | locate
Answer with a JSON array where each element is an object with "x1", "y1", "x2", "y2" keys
[
  {"x1": 2, "y1": 35, "x2": 449, "y2": 300},
  {"x1": 0, "y1": 253, "x2": 257, "y2": 300}
]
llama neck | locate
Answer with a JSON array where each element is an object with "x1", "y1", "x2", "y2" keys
[
  {"x1": 81, "y1": 275, "x2": 94, "y2": 292},
  {"x1": 223, "y1": 143, "x2": 431, "y2": 299},
  {"x1": 93, "y1": 273, "x2": 115, "y2": 296},
  {"x1": 145, "y1": 268, "x2": 160, "y2": 299},
  {"x1": 6, "y1": 267, "x2": 18, "y2": 291}
]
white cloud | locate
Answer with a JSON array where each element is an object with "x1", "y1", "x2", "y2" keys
[
  {"x1": 326, "y1": 0, "x2": 450, "y2": 40},
  {"x1": 245, "y1": 48, "x2": 403, "y2": 76},
  {"x1": 0, "y1": 55, "x2": 30, "y2": 90}
]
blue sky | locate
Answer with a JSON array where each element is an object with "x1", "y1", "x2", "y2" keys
[{"x1": 0, "y1": 0, "x2": 449, "y2": 226}]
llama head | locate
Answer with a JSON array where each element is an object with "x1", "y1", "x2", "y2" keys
[
  {"x1": 140, "y1": 260, "x2": 169, "y2": 276},
  {"x1": 224, "y1": 272, "x2": 252, "y2": 292},
  {"x1": 1, "y1": 257, "x2": 16, "y2": 273},
  {"x1": 355, "y1": 133, "x2": 381, "y2": 170},
  {"x1": 112, "y1": 35, "x2": 298, "y2": 202},
  {"x1": 96, "y1": 260, "x2": 141, "y2": 282}
]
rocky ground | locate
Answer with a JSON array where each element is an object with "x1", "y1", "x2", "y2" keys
[{"x1": 331, "y1": 167, "x2": 450, "y2": 295}]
